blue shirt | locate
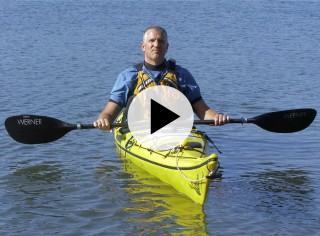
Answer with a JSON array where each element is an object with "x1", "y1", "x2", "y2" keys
[{"x1": 109, "y1": 60, "x2": 202, "y2": 107}]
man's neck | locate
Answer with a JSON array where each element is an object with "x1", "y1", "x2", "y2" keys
[{"x1": 144, "y1": 60, "x2": 166, "y2": 71}]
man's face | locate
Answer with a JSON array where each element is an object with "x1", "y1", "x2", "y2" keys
[{"x1": 141, "y1": 29, "x2": 168, "y2": 65}]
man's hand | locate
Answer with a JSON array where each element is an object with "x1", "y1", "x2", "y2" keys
[
  {"x1": 93, "y1": 118, "x2": 112, "y2": 131},
  {"x1": 214, "y1": 113, "x2": 230, "y2": 126}
]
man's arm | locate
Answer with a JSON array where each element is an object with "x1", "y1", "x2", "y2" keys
[
  {"x1": 94, "y1": 101, "x2": 123, "y2": 130},
  {"x1": 192, "y1": 99, "x2": 229, "y2": 126}
]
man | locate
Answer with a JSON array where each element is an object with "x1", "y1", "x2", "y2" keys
[{"x1": 94, "y1": 26, "x2": 229, "y2": 130}]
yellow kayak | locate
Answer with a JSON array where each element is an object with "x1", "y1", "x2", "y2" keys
[{"x1": 113, "y1": 111, "x2": 219, "y2": 205}]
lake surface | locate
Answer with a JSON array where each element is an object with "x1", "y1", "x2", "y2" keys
[{"x1": 1, "y1": 0, "x2": 320, "y2": 235}]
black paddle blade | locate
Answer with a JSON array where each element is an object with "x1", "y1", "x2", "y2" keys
[
  {"x1": 250, "y1": 108, "x2": 317, "y2": 133},
  {"x1": 5, "y1": 115, "x2": 76, "y2": 144}
]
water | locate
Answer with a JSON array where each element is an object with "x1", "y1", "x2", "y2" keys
[{"x1": 1, "y1": 0, "x2": 320, "y2": 235}]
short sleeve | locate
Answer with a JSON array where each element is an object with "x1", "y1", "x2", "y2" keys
[
  {"x1": 175, "y1": 65, "x2": 202, "y2": 104},
  {"x1": 109, "y1": 66, "x2": 138, "y2": 107}
]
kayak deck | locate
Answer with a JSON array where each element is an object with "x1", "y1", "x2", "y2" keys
[{"x1": 113, "y1": 113, "x2": 219, "y2": 205}]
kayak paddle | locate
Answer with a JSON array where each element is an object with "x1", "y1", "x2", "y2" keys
[
  {"x1": 5, "y1": 108, "x2": 317, "y2": 144},
  {"x1": 193, "y1": 108, "x2": 317, "y2": 133}
]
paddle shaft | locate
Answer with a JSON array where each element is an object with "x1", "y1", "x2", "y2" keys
[
  {"x1": 193, "y1": 118, "x2": 248, "y2": 125},
  {"x1": 77, "y1": 119, "x2": 244, "y2": 129},
  {"x1": 75, "y1": 116, "x2": 300, "y2": 129}
]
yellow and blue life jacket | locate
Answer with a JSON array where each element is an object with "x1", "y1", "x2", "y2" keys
[{"x1": 133, "y1": 59, "x2": 180, "y2": 95}]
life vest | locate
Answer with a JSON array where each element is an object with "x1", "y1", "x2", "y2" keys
[{"x1": 133, "y1": 59, "x2": 180, "y2": 95}]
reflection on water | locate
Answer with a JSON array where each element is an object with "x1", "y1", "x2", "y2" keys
[
  {"x1": 12, "y1": 161, "x2": 63, "y2": 183},
  {"x1": 246, "y1": 169, "x2": 316, "y2": 218},
  {"x1": 120, "y1": 157, "x2": 209, "y2": 235},
  {"x1": 94, "y1": 158, "x2": 126, "y2": 201},
  {"x1": 1, "y1": 160, "x2": 65, "y2": 233},
  {"x1": 8, "y1": 161, "x2": 63, "y2": 196}
]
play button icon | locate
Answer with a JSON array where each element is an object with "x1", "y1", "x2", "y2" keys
[
  {"x1": 127, "y1": 86, "x2": 194, "y2": 151},
  {"x1": 151, "y1": 99, "x2": 180, "y2": 134}
]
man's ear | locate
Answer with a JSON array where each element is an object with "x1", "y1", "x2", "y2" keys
[{"x1": 141, "y1": 42, "x2": 145, "y2": 52}]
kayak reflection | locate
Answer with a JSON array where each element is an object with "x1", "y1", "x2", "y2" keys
[{"x1": 120, "y1": 156, "x2": 209, "y2": 235}]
